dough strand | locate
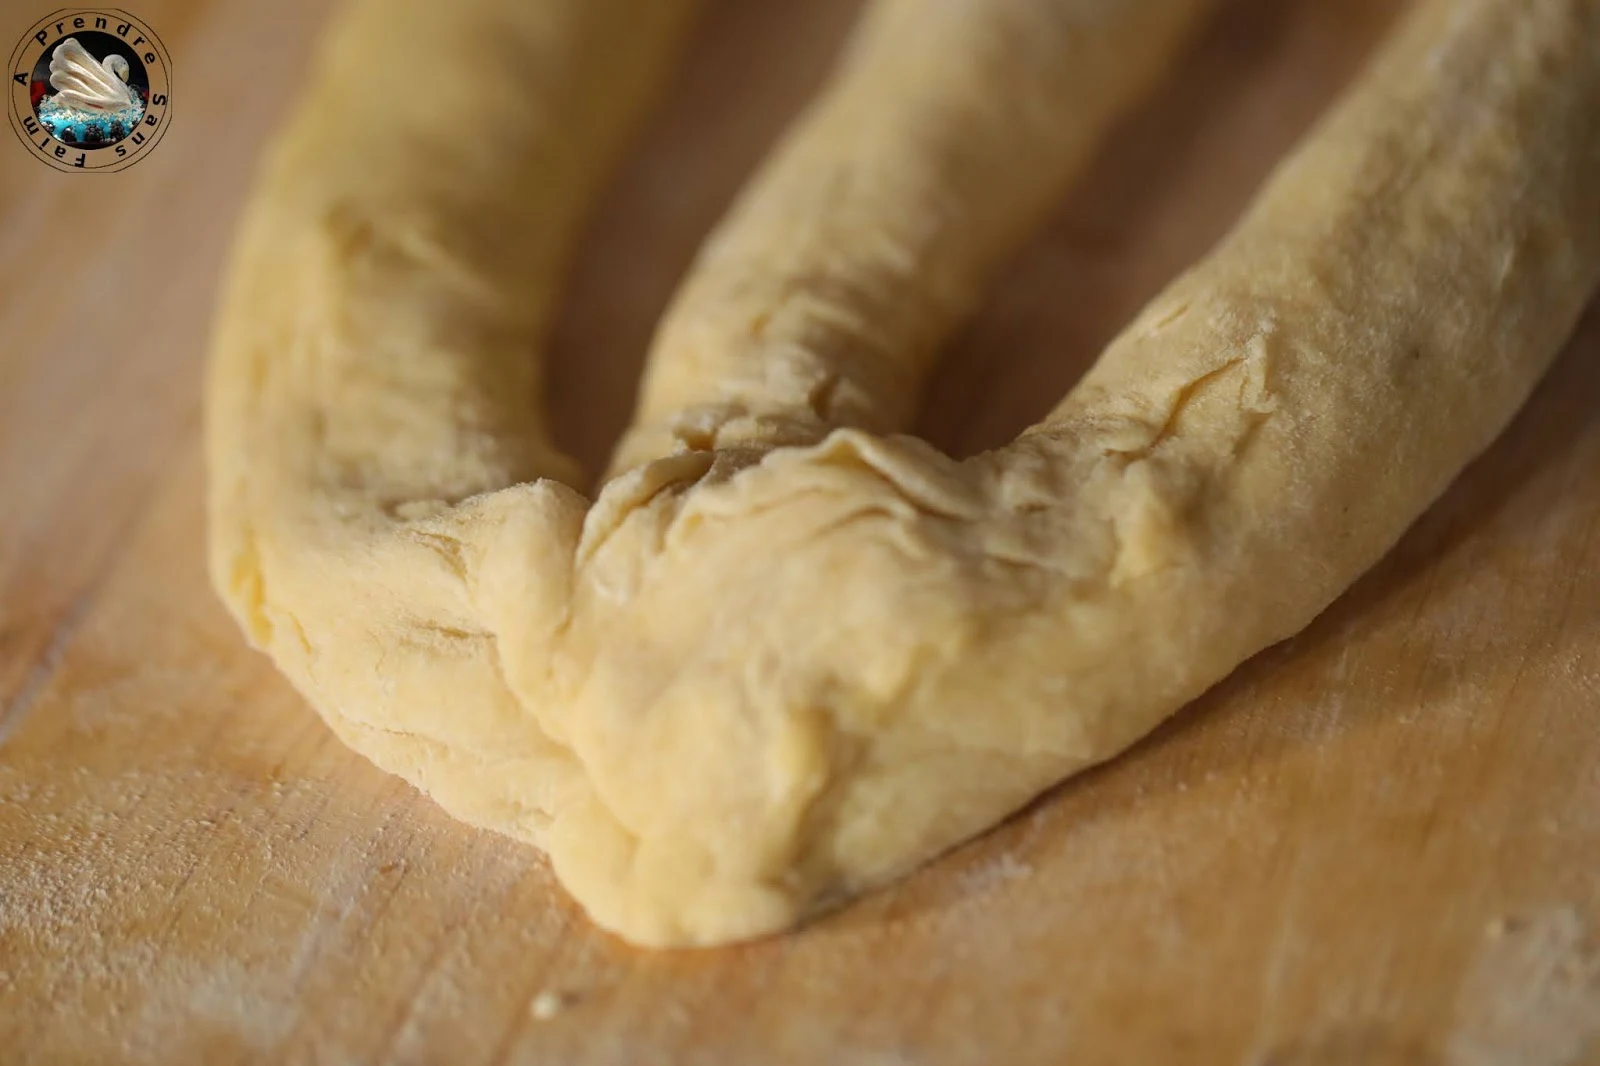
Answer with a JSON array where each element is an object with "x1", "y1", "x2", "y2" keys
[{"x1": 609, "y1": 0, "x2": 1219, "y2": 476}]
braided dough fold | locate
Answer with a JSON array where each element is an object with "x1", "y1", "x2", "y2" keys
[{"x1": 209, "y1": 0, "x2": 1600, "y2": 946}]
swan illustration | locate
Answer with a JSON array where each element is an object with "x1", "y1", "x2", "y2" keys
[{"x1": 47, "y1": 37, "x2": 139, "y2": 112}]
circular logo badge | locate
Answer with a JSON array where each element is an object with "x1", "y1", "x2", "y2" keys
[{"x1": 9, "y1": 10, "x2": 171, "y2": 172}]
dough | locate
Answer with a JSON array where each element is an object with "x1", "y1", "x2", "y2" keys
[{"x1": 207, "y1": 0, "x2": 1600, "y2": 947}]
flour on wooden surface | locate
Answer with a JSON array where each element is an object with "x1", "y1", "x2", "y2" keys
[
  {"x1": 1448, "y1": 907, "x2": 1600, "y2": 1066},
  {"x1": 0, "y1": 762, "x2": 386, "y2": 1065}
]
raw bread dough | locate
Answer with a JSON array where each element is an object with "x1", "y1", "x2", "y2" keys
[{"x1": 207, "y1": 0, "x2": 1600, "y2": 947}]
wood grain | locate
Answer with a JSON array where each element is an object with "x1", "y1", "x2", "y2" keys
[{"x1": 2, "y1": 1, "x2": 1598, "y2": 1063}]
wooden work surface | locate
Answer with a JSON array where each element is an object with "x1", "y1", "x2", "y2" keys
[{"x1": 2, "y1": 1, "x2": 1598, "y2": 1062}]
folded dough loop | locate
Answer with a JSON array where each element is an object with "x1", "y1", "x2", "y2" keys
[{"x1": 210, "y1": 0, "x2": 1600, "y2": 947}]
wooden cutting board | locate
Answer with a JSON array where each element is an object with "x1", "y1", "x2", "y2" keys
[{"x1": 3, "y1": 1, "x2": 1597, "y2": 1062}]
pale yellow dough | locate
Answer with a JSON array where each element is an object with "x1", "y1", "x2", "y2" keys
[{"x1": 208, "y1": 0, "x2": 1600, "y2": 947}]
